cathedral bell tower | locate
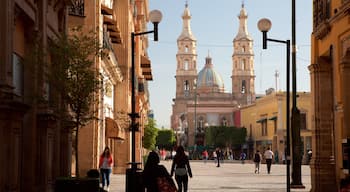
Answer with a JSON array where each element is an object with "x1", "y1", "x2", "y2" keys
[
  {"x1": 231, "y1": 3, "x2": 255, "y2": 105},
  {"x1": 175, "y1": 3, "x2": 197, "y2": 98}
]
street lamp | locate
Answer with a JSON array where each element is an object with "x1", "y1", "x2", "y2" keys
[
  {"x1": 258, "y1": 18, "x2": 291, "y2": 192},
  {"x1": 126, "y1": 9, "x2": 162, "y2": 192}
]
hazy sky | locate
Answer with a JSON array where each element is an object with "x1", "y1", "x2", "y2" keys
[{"x1": 147, "y1": 0, "x2": 312, "y2": 128}]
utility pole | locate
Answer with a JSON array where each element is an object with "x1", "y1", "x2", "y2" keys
[{"x1": 290, "y1": 0, "x2": 304, "y2": 188}]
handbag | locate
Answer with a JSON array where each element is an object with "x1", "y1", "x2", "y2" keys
[
  {"x1": 156, "y1": 176, "x2": 178, "y2": 192},
  {"x1": 175, "y1": 168, "x2": 187, "y2": 176}
]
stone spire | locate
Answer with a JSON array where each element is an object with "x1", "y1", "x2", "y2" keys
[
  {"x1": 178, "y1": 3, "x2": 196, "y2": 40},
  {"x1": 234, "y1": 2, "x2": 251, "y2": 40}
]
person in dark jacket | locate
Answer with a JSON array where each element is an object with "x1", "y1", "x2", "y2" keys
[
  {"x1": 143, "y1": 151, "x2": 172, "y2": 192},
  {"x1": 170, "y1": 146, "x2": 192, "y2": 192}
]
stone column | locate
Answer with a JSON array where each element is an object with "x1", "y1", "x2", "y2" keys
[
  {"x1": 340, "y1": 49, "x2": 350, "y2": 138},
  {"x1": 308, "y1": 57, "x2": 336, "y2": 192},
  {"x1": 0, "y1": 101, "x2": 29, "y2": 192}
]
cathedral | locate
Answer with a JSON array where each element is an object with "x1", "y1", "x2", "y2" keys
[{"x1": 171, "y1": 3, "x2": 255, "y2": 146}]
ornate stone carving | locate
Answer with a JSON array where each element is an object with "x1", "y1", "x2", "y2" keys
[
  {"x1": 314, "y1": 21, "x2": 331, "y2": 40},
  {"x1": 115, "y1": 111, "x2": 130, "y2": 130}
]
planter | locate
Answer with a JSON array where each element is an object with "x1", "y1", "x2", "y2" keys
[{"x1": 55, "y1": 177, "x2": 99, "y2": 192}]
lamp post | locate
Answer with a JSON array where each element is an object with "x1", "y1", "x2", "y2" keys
[
  {"x1": 194, "y1": 79, "x2": 198, "y2": 147},
  {"x1": 126, "y1": 9, "x2": 162, "y2": 192},
  {"x1": 290, "y1": 0, "x2": 304, "y2": 188},
  {"x1": 258, "y1": 18, "x2": 291, "y2": 192}
]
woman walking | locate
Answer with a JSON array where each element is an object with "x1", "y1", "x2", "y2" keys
[
  {"x1": 253, "y1": 150, "x2": 262, "y2": 174},
  {"x1": 99, "y1": 146, "x2": 113, "y2": 191},
  {"x1": 143, "y1": 151, "x2": 175, "y2": 192},
  {"x1": 171, "y1": 146, "x2": 193, "y2": 192}
]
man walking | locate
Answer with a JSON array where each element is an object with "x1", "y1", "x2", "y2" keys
[{"x1": 264, "y1": 147, "x2": 274, "y2": 174}]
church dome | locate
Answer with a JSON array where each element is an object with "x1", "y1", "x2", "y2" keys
[{"x1": 197, "y1": 55, "x2": 225, "y2": 92}]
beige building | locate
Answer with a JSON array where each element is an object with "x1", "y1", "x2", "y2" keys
[
  {"x1": 68, "y1": 0, "x2": 154, "y2": 175},
  {"x1": 240, "y1": 91, "x2": 312, "y2": 163},
  {"x1": 171, "y1": 4, "x2": 254, "y2": 147},
  {"x1": 0, "y1": 0, "x2": 154, "y2": 190},
  {"x1": 309, "y1": 1, "x2": 350, "y2": 191}
]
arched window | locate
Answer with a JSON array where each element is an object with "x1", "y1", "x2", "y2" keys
[
  {"x1": 185, "y1": 46, "x2": 189, "y2": 53},
  {"x1": 242, "y1": 46, "x2": 246, "y2": 53},
  {"x1": 241, "y1": 80, "x2": 246, "y2": 93},
  {"x1": 184, "y1": 60, "x2": 189, "y2": 70},
  {"x1": 184, "y1": 80, "x2": 189, "y2": 91},
  {"x1": 222, "y1": 117, "x2": 227, "y2": 126},
  {"x1": 241, "y1": 59, "x2": 246, "y2": 70}
]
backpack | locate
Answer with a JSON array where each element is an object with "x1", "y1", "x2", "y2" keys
[{"x1": 254, "y1": 153, "x2": 261, "y2": 162}]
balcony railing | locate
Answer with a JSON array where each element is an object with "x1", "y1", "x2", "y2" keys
[{"x1": 69, "y1": 0, "x2": 84, "y2": 16}]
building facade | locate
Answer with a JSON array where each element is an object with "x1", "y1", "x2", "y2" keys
[
  {"x1": 68, "y1": 0, "x2": 154, "y2": 174},
  {"x1": 171, "y1": 3, "x2": 254, "y2": 147},
  {"x1": 240, "y1": 91, "x2": 312, "y2": 162},
  {"x1": 0, "y1": 0, "x2": 71, "y2": 191},
  {"x1": 0, "y1": 0, "x2": 154, "y2": 191},
  {"x1": 309, "y1": 0, "x2": 350, "y2": 191}
]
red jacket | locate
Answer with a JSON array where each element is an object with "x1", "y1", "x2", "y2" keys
[{"x1": 99, "y1": 155, "x2": 113, "y2": 168}]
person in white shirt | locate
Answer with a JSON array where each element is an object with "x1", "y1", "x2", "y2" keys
[{"x1": 264, "y1": 147, "x2": 274, "y2": 174}]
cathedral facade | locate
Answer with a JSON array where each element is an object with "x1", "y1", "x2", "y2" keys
[{"x1": 171, "y1": 4, "x2": 255, "y2": 147}]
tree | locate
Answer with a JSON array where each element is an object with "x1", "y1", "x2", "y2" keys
[
  {"x1": 156, "y1": 129, "x2": 176, "y2": 150},
  {"x1": 143, "y1": 118, "x2": 158, "y2": 150},
  {"x1": 49, "y1": 28, "x2": 103, "y2": 177},
  {"x1": 205, "y1": 126, "x2": 247, "y2": 148}
]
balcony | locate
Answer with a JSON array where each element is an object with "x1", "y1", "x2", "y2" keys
[
  {"x1": 102, "y1": 32, "x2": 123, "y2": 83},
  {"x1": 69, "y1": 0, "x2": 85, "y2": 17}
]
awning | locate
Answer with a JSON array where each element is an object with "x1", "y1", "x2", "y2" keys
[
  {"x1": 103, "y1": 16, "x2": 116, "y2": 26},
  {"x1": 256, "y1": 118, "x2": 267, "y2": 123},
  {"x1": 101, "y1": 4, "x2": 113, "y2": 15},
  {"x1": 268, "y1": 116, "x2": 277, "y2": 120},
  {"x1": 141, "y1": 56, "x2": 151, "y2": 68},
  {"x1": 144, "y1": 75, "x2": 153, "y2": 81},
  {"x1": 105, "y1": 117, "x2": 125, "y2": 140}
]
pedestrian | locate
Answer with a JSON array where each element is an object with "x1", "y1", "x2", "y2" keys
[
  {"x1": 202, "y1": 149, "x2": 208, "y2": 163},
  {"x1": 240, "y1": 151, "x2": 246, "y2": 164},
  {"x1": 264, "y1": 147, "x2": 274, "y2": 174},
  {"x1": 215, "y1": 148, "x2": 221, "y2": 167},
  {"x1": 171, "y1": 146, "x2": 193, "y2": 192},
  {"x1": 143, "y1": 151, "x2": 176, "y2": 192},
  {"x1": 99, "y1": 146, "x2": 113, "y2": 191},
  {"x1": 340, "y1": 177, "x2": 350, "y2": 192},
  {"x1": 253, "y1": 150, "x2": 262, "y2": 174},
  {"x1": 307, "y1": 149, "x2": 312, "y2": 164}
]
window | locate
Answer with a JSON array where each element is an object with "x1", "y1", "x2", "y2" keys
[
  {"x1": 69, "y1": 0, "x2": 85, "y2": 16},
  {"x1": 222, "y1": 117, "x2": 227, "y2": 126},
  {"x1": 261, "y1": 119, "x2": 268, "y2": 136},
  {"x1": 13, "y1": 53, "x2": 23, "y2": 96},
  {"x1": 241, "y1": 59, "x2": 246, "y2": 70},
  {"x1": 185, "y1": 46, "x2": 189, "y2": 53},
  {"x1": 184, "y1": 60, "x2": 189, "y2": 70},
  {"x1": 241, "y1": 80, "x2": 246, "y2": 93},
  {"x1": 184, "y1": 80, "x2": 189, "y2": 91}
]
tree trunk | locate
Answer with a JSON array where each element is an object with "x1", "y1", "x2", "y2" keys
[{"x1": 75, "y1": 123, "x2": 79, "y2": 177}]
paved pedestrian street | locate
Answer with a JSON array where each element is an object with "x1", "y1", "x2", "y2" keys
[{"x1": 108, "y1": 160, "x2": 311, "y2": 192}]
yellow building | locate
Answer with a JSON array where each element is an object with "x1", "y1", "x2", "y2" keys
[
  {"x1": 68, "y1": 0, "x2": 154, "y2": 175},
  {"x1": 240, "y1": 91, "x2": 312, "y2": 163},
  {"x1": 309, "y1": 1, "x2": 350, "y2": 191}
]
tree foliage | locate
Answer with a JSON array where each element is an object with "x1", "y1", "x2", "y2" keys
[
  {"x1": 205, "y1": 126, "x2": 247, "y2": 148},
  {"x1": 156, "y1": 129, "x2": 176, "y2": 150},
  {"x1": 143, "y1": 118, "x2": 158, "y2": 150},
  {"x1": 49, "y1": 27, "x2": 103, "y2": 177}
]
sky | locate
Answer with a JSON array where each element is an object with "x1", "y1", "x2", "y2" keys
[{"x1": 147, "y1": 0, "x2": 312, "y2": 128}]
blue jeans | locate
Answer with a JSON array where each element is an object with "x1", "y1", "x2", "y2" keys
[{"x1": 100, "y1": 168, "x2": 112, "y2": 187}]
